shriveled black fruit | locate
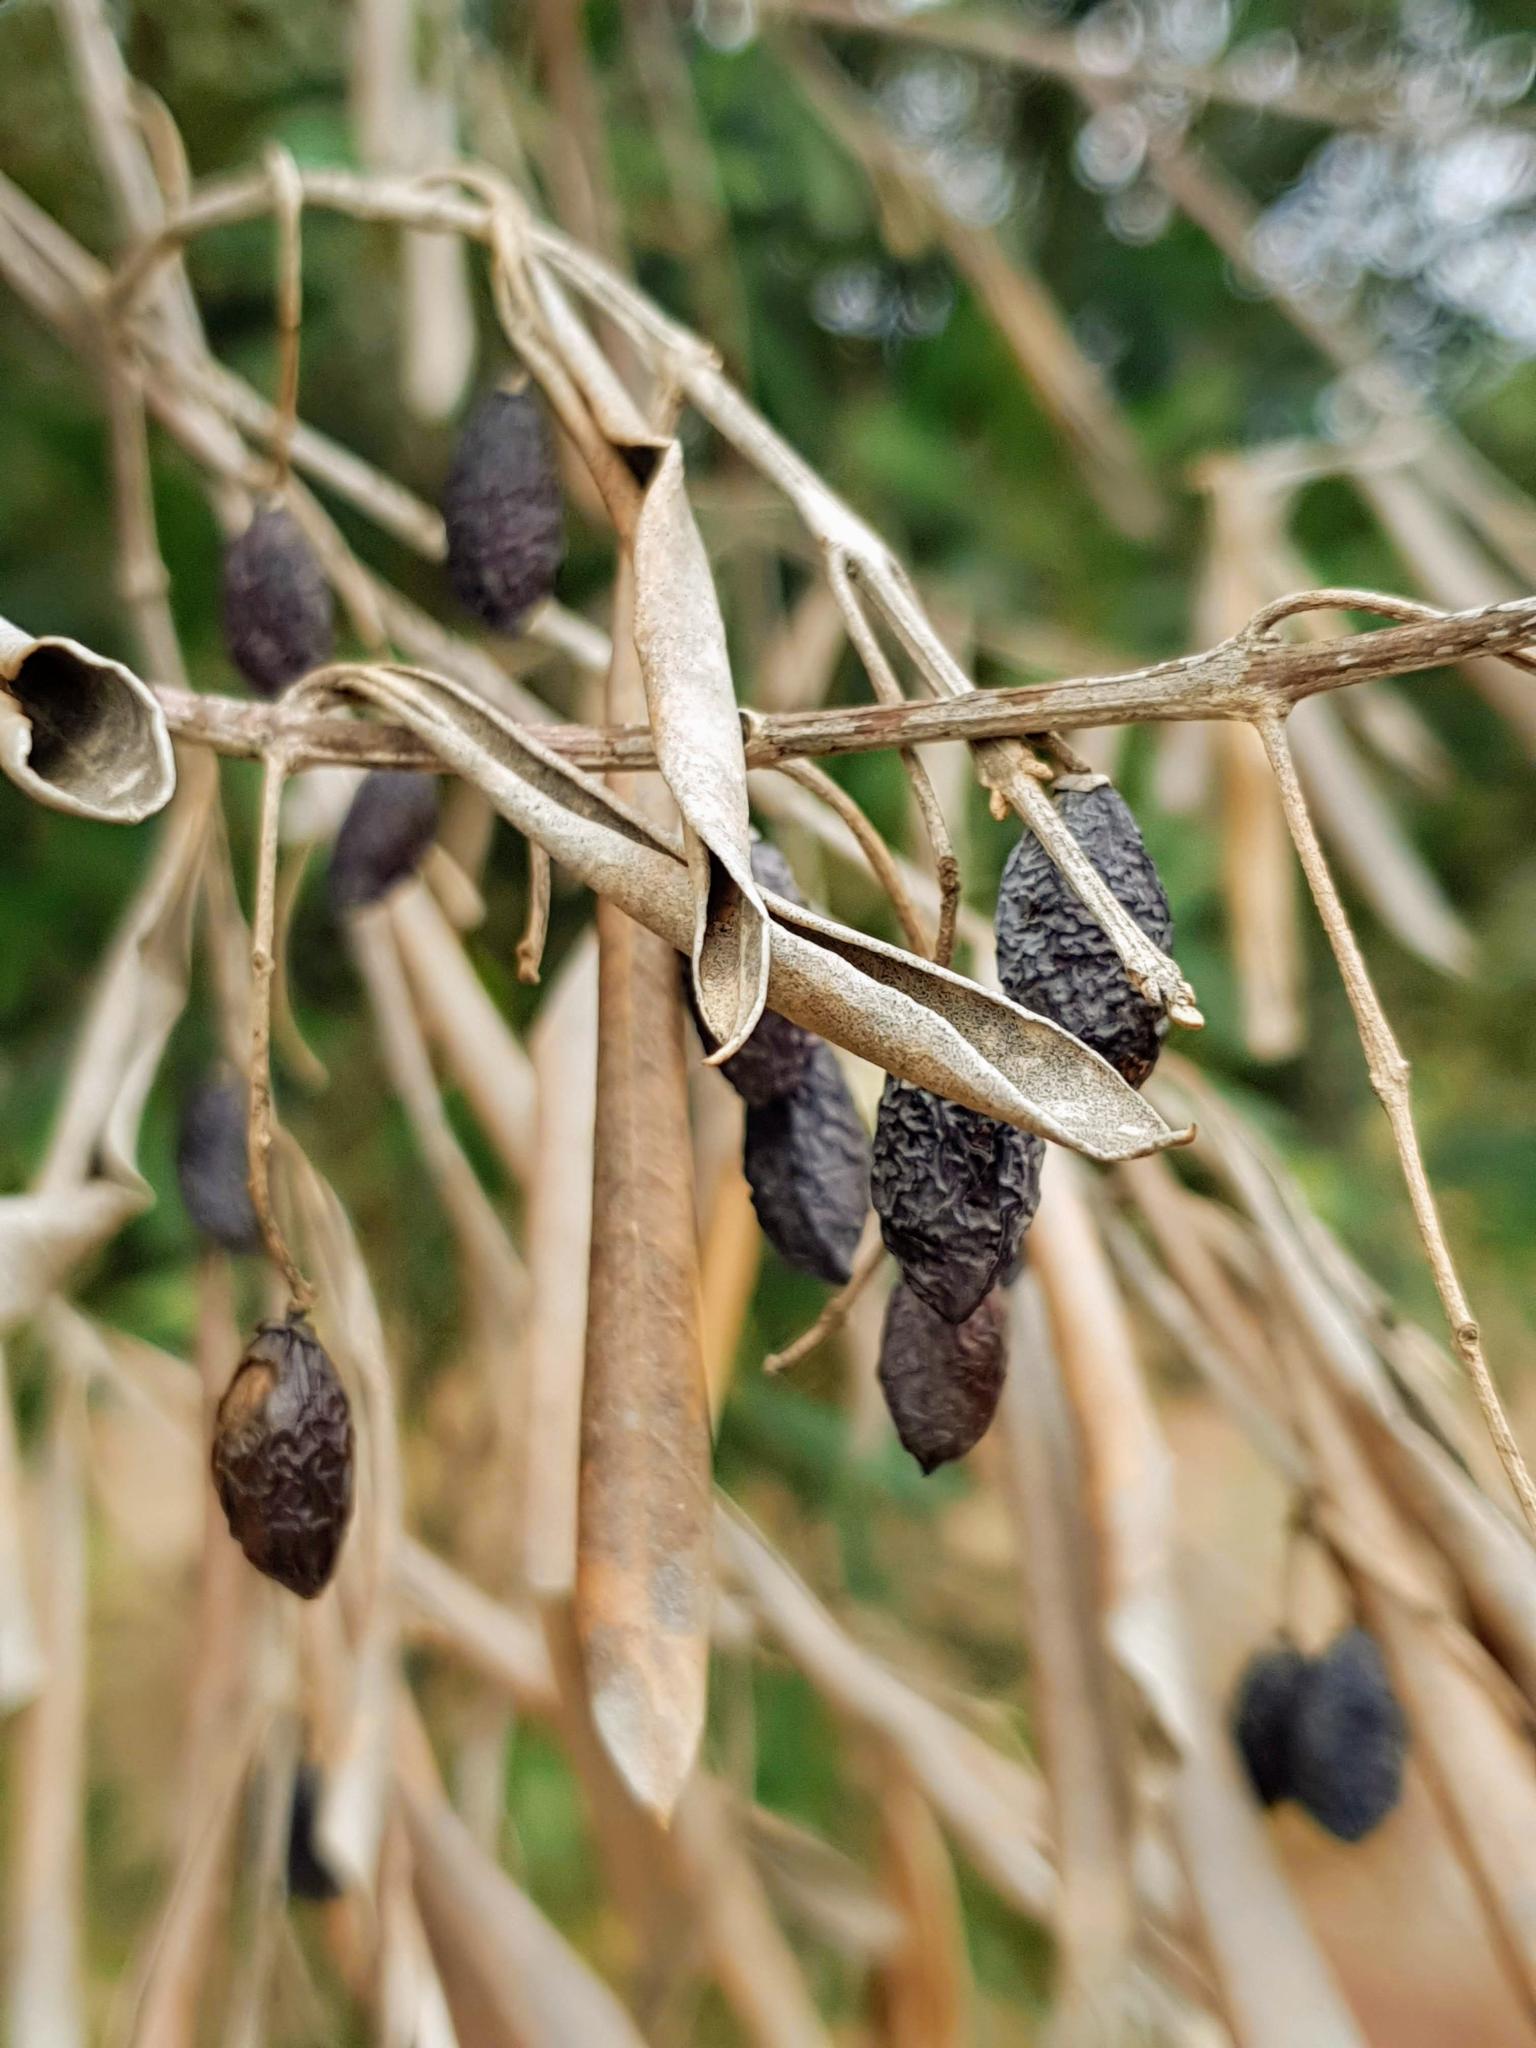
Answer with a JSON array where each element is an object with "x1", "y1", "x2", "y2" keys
[
  {"x1": 878, "y1": 1283, "x2": 1007, "y2": 1473},
  {"x1": 996, "y1": 781, "x2": 1173, "y2": 1088},
  {"x1": 743, "y1": 1038, "x2": 869, "y2": 1283},
  {"x1": 328, "y1": 770, "x2": 440, "y2": 916},
  {"x1": 442, "y1": 386, "x2": 565, "y2": 632},
  {"x1": 177, "y1": 1072, "x2": 263, "y2": 1255},
  {"x1": 1231, "y1": 1642, "x2": 1309, "y2": 1808},
  {"x1": 212, "y1": 1315, "x2": 354, "y2": 1599},
  {"x1": 287, "y1": 1765, "x2": 344, "y2": 1901},
  {"x1": 221, "y1": 501, "x2": 334, "y2": 697},
  {"x1": 871, "y1": 1079, "x2": 1043, "y2": 1325},
  {"x1": 1290, "y1": 1627, "x2": 1406, "y2": 1843},
  {"x1": 688, "y1": 838, "x2": 814, "y2": 1105}
]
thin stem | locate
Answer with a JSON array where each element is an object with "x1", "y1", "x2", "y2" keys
[
  {"x1": 764, "y1": 1227, "x2": 885, "y2": 1376},
  {"x1": 770, "y1": 757, "x2": 931, "y2": 960},
  {"x1": 247, "y1": 745, "x2": 315, "y2": 1312},
  {"x1": 516, "y1": 841, "x2": 552, "y2": 985},
  {"x1": 263, "y1": 147, "x2": 303, "y2": 492},
  {"x1": 1256, "y1": 709, "x2": 1536, "y2": 1540}
]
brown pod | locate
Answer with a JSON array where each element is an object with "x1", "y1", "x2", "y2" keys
[
  {"x1": 442, "y1": 386, "x2": 565, "y2": 632},
  {"x1": 221, "y1": 500, "x2": 335, "y2": 697},
  {"x1": 328, "y1": 770, "x2": 440, "y2": 916},
  {"x1": 212, "y1": 1315, "x2": 354, "y2": 1598},
  {"x1": 877, "y1": 1282, "x2": 1007, "y2": 1474}
]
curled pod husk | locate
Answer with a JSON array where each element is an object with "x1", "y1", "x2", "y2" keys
[
  {"x1": 995, "y1": 781, "x2": 1173, "y2": 1088},
  {"x1": 688, "y1": 837, "x2": 814, "y2": 1104},
  {"x1": 871, "y1": 1078, "x2": 1044, "y2": 1325},
  {"x1": 1289, "y1": 1627, "x2": 1407, "y2": 1843},
  {"x1": 743, "y1": 1037, "x2": 869, "y2": 1284},
  {"x1": 212, "y1": 1315, "x2": 354, "y2": 1599},
  {"x1": 177, "y1": 1071, "x2": 263, "y2": 1255},
  {"x1": 877, "y1": 1282, "x2": 1007, "y2": 1474},
  {"x1": 1231, "y1": 1641, "x2": 1310, "y2": 1808},
  {"x1": 221, "y1": 501, "x2": 335, "y2": 697},
  {"x1": 442, "y1": 386, "x2": 565, "y2": 632},
  {"x1": 328, "y1": 769, "x2": 440, "y2": 917},
  {"x1": 287, "y1": 1764, "x2": 344, "y2": 1901}
]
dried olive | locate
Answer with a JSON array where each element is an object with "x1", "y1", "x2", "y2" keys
[
  {"x1": 687, "y1": 838, "x2": 813, "y2": 1105},
  {"x1": 328, "y1": 770, "x2": 440, "y2": 917},
  {"x1": 1289, "y1": 1627, "x2": 1406, "y2": 1843},
  {"x1": 212, "y1": 1315, "x2": 354, "y2": 1599},
  {"x1": 877, "y1": 1282, "x2": 1007, "y2": 1474},
  {"x1": 287, "y1": 1764, "x2": 344, "y2": 1901},
  {"x1": 442, "y1": 386, "x2": 565, "y2": 633},
  {"x1": 1231, "y1": 1641, "x2": 1309, "y2": 1808},
  {"x1": 221, "y1": 501, "x2": 335, "y2": 697},
  {"x1": 177, "y1": 1071, "x2": 263, "y2": 1255},
  {"x1": 743, "y1": 1038, "x2": 869, "y2": 1284},
  {"x1": 871, "y1": 1079, "x2": 1043, "y2": 1324},
  {"x1": 996, "y1": 781, "x2": 1173, "y2": 1088}
]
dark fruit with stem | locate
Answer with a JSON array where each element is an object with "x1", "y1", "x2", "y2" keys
[
  {"x1": 1290, "y1": 1627, "x2": 1406, "y2": 1843},
  {"x1": 877, "y1": 1283, "x2": 1007, "y2": 1473},
  {"x1": 442, "y1": 386, "x2": 565, "y2": 633},
  {"x1": 996, "y1": 781, "x2": 1173, "y2": 1088},
  {"x1": 328, "y1": 770, "x2": 440, "y2": 916},
  {"x1": 743, "y1": 1038, "x2": 869, "y2": 1284},
  {"x1": 177, "y1": 1071, "x2": 263, "y2": 1255},
  {"x1": 1231, "y1": 1641, "x2": 1309, "y2": 1808},
  {"x1": 871, "y1": 1079, "x2": 1044, "y2": 1324},
  {"x1": 212, "y1": 1315, "x2": 354, "y2": 1599},
  {"x1": 688, "y1": 837, "x2": 814, "y2": 1105},
  {"x1": 221, "y1": 500, "x2": 334, "y2": 697}
]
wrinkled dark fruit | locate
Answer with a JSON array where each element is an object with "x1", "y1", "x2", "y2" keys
[
  {"x1": 212, "y1": 1316, "x2": 354, "y2": 1599},
  {"x1": 871, "y1": 1079, "x2": 1044, "y2": 1324},
  {"x1": 176, "y1": 1072, "x2": 263, "y2": 1255},
  {"x1": 287, "y1": 1765, "x2": 344, "y2": 1901},
  {"x1": 743, "y1": 1038, "x2": 869, "y2": 1283},
  {"x1": 328, "y1": 770, "x2": 440, "y2": 916},
  {"x1": 1231, "y1": 1642, "x2": 1310, "y2": 1808},
  {"x1": 878, "y1": 1283, "x2": 1007, "y2": 1474},
  {"x1": 221, "y1": 502, "x2": 335, "y2": 697},
  {"x1": 995, "y1": 782, "x2": 1173, "y2": 1088},
  {"x1": 1290, "y1": 1627, "x2": 1407, "y2": 1843},
  {"x1": 442, "y1": 386, "x2": 565, "y2": 632},
  {"x1": 688, "y1": 838, "x2": 814, "y2": 1104}
]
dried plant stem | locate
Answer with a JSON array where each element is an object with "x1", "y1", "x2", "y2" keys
[
  {"x1": 247, "y1": 746, "x2": 315, "y2": 1311},
  {"x1": 764, "y1": 1226, "x2": 884, "y2": 1376},
  {"x1": 1256, "y1": 710, "x2": 1536, "y2": 1540},
  {"x1": 263, "y1": 147, "x2": 303, "y2": 490},
  {"x1": 770, "y1": 759, "x2": 930, "y2": 959},
  {"x1": 517, "y1": 841, "x2": 552, "y2": 984}
]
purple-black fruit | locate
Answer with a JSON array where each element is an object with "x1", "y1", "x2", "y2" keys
[
  {"x1": 1290, "y1": 1627, "x2": 1406, "y2": 1843},
  {"x1": 221, "y1": 501, "x2": 334, "y2": 697},
  {"x1": 877, "y1": 1283, "x2": 1007, "y2": 1473},
  {"x1": 1231, "y1": 1641, "x2": 1309, "y2": 1808},
  {"x1": 442, "y1": 386, "x2": 565, "y2": 633},
  {"x1": 743, "y1": 1038, "x2": 869, "y2": 1284},
  {"x1": 328, "y1": 770, "x2": 440, "y2": 916}
]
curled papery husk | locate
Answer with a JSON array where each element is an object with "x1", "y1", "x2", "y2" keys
[
  {"x1": 212, "y1": 1315, "x2": 354, "y2": 1598},
  {"x1": 1289, "y1": 1628, "x2": 1407, "y2": 1843},
  {"x1": 877, "y1": 1283, "x2": 1007, "y2": 1474},
  {"x1": 221, "y1": 502, "x2": 335, "y2": 697},
  {"x1": 328, "y1": 769, "x2": 440, "y2": 916},
  {"x1": 287, "y1": 1764, "x2": 345, "y2": 1901},
  {"x1": 0, "y1": 614, "x2": 175, "y2": 824},
  {"x1": 442, "y1": 386, "x2": 565, "y2": 633},
  {"x1": 871, "y1": 1079, "x2": 1044, "y2": 1324},
  {"x1": 1231, "y1": 1641, "x2": 1310, "y2": 1809},
  {"x1": 687, "y1": 838, "x2": 815, "y2": 1105},
  {"x1": 176, "y1": 1070, "x2": 263, "y2": 1255},
  {"x1": 743, "y1": 1038, "x2": 869, "y2": 1284},
  {"x1": 996, "y1": 781, "x2": 1174, "y2": 1088}
]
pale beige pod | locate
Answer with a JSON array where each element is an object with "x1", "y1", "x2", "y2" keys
[{"x1": 0, "y1": 614, "x2": 175, "y2": 824}]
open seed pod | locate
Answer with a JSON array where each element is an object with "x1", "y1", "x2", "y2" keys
[
  {"x1": 1231, "y1": 1640, "x2": 1310, "y2": 1808},
  {"x1": 211, "y1": 1314, "x2": 354, "y2": 1598},
  {"x1": 0, "y1": 614, "x2": 175, "y2": 824}
]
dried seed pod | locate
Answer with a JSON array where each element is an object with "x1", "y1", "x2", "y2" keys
[
  {"x1": 212, "y1": 1315, "x2": 354, "y2": 1599},
  {"x1": 287, "y1": 1764, "x2": 343, "y2": 1901},
  {"x1": 743, "y1": 1038, "x2": 869, "y2": 1284},
  {"x1": 871, "y1": 1079, "x2": 1044, "y2": 1324},
  {"x1": 328, "y1": 770, "x2": 440, "y2": 916},
  {"x1": 1231, "y1": 1641, "x2": 1309, "y2": 1808},
  {"x1": 688, "y1": 838, "x2": 814, "y2": 1104},
  {"x1": 878, "y1": 1282, "x2": 1007, "y2": 1474},
  {"x1": 177, "y1": 1071, "x2": 263, "y2": 1255},
  {"x1": 221, "y1": 500, "x2": 334, "y2": 697},
  {"x1": 1290, "y1": 1627, "x2": 1407, "y2": 1843},
  {"x1": 442, "y1": 386, "x2": 565, "y2": 632},
  {"x1": 995, "y1": 781, "x2": 1173, "y2": 1088}
]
